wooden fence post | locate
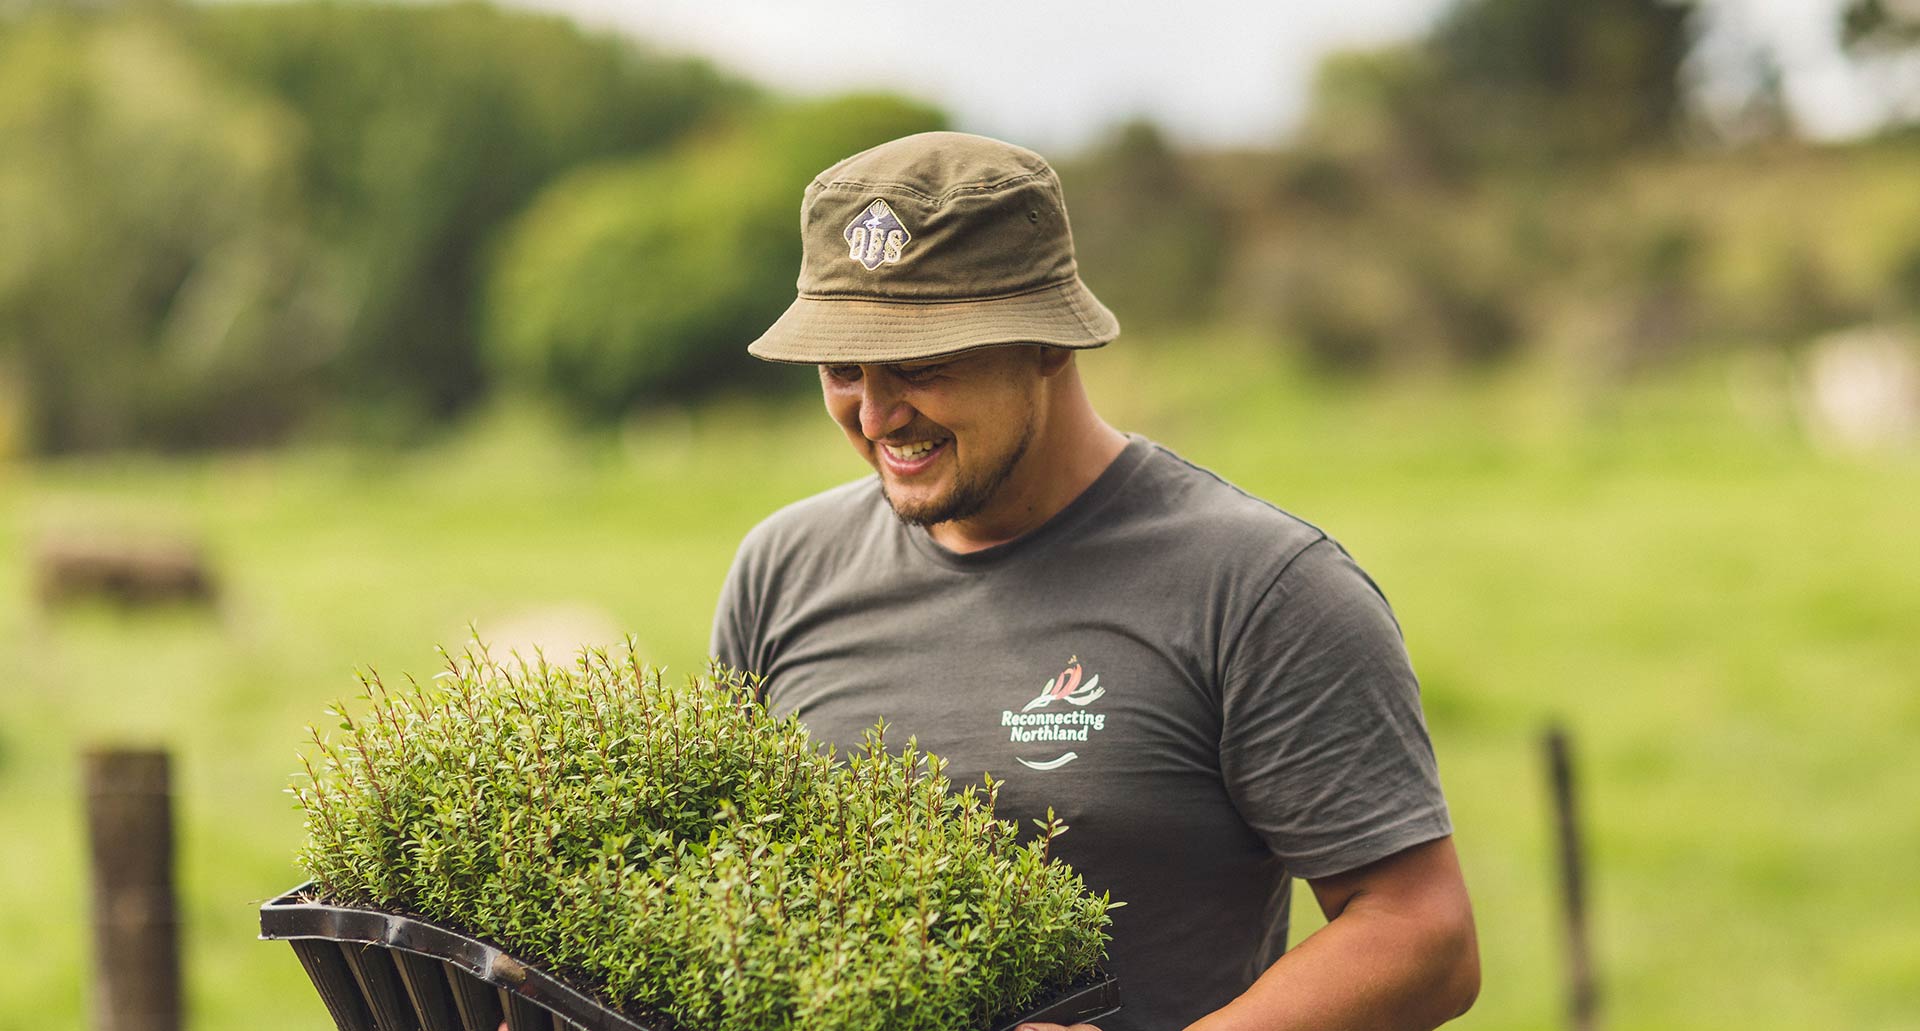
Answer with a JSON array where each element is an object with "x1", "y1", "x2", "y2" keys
[
  {"x1": 84, "y1": 748, "x2": 181, "y2": 1031},
  {"x1": 1544, "y1": 724, "x2": 1599, "y2": 1031}
]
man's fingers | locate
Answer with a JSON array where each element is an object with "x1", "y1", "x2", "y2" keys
[{"x1": 1015, "y1": 1024, "x2": 1104, "y2": 1031}]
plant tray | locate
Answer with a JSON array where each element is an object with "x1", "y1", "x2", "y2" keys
[{"x1": 261, "y1": 886, "x2": 1121, "y2": 1031}]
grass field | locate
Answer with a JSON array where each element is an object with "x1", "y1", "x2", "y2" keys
[{"x1": 2, "y1": 333, "x2": 1916, "y2": 1030}]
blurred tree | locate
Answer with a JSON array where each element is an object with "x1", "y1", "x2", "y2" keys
[
  {"x1": 1429, "y1": 0, "x2": 1698, "y2": 162},
  {"x1": 1296, "y1": 46, "x2": 1467, "y2": 186},
  {"x1": 1059, "y1": 120, "x2": 1229, "y2": 328},
  {"x1": 0, "y1": 1, "x2": 750, "y2": 451},
  {"x1": 1273, "y1": 225, "x2": 1522, "y2": 374},
  {"x1": 187, "y1": 1, "x2": 752, "y2": 435},
  {"x1": 0, "y1": 9, "x2": 328, "y2": 451},
  {"x1": 1758, "y1": 242, "x2": 1859, "y2": 344},
  {"x1": 484, "y1": 95, "x2": 947, "y2": 419},
  {"x1": 1839, "y1": 0, "x2": 1920, "y2": 125},
  {"x1": 1717, "y1": 47, "x2": 1795, "y2": 144},
  {"x1": 1610, "y1": 218, "x2": 1703, "y2": 374},
  {"x1": 1887, "y1": 238, "x2": 1920, "y2": 320},
  {"x1": 1260, "y1": 0, "x2": 1712, "y2": 376},
  {"x1": 1680, "y1": 1, "x2": 1798, "y2": 145},
  {"x1": 1843, "y1": 0, "x2": 1920, "y2": 51}
]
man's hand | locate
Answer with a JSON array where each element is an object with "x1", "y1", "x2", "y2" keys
[{"x1": 1017, "y1": 1024, "x2": 1103, "y2": 1031}]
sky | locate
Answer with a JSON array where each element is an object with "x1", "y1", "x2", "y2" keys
[{"x1": 510, "y1": 0, "x2": 1894, "y2": 152}]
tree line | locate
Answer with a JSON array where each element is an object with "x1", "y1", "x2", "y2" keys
[
  {"x1": 1064, "y1": 0, "x2": 1920, "y2": 376},
  {"x1": 0, "y1": 1, "x2": 942, "y2": 453},
  {"x1": 4, "y1": 0, "x2": 1918, "y2": 454}
]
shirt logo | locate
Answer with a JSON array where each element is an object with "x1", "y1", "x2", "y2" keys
[
  {"x1": 844, "y1": 199, "x2": 911, "y2": 271},
  {"x1": 1001, "y1": 655, "x2": 1110, "y2": 771},
  {"x1": 1020, "y1": 656, "x2": 1104, "y2": 710}
]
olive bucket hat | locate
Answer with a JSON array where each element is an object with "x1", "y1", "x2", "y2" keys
[{"x1": 747, "y1": 131, "x2": 1120, "y2": 364}]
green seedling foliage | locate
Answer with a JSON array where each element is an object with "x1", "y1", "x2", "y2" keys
[{"x1": 293, "y1": 640, "x2": 1114, "y2": 1031}]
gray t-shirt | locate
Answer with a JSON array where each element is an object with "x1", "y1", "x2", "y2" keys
[{"x1": 711, "y1": 435, "x2": 1452, "y2": 1031}]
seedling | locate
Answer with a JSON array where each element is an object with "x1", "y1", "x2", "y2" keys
[{"x1": 291, "y1": 640, "x2": 1116, "y2": 1031}]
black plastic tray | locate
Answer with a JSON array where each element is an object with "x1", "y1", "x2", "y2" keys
[{"x1": 261, "y1": 886, "x2": 1119, "y2": 1031}]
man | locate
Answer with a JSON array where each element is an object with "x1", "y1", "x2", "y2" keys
[{"x1": 711, "y1": 132, "x2": 1478, "y2": 1031}]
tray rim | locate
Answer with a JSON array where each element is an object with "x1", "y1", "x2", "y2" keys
[{"x1": 260, "y1": 883, "x2": 1119, "y2": 1031}]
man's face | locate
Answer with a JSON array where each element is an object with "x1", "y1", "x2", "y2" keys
[{"x1": 820, "y1": 347, "x2": 1043, "y2": 528}]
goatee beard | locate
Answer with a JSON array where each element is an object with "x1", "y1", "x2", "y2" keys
[{"x1": 883, "y1": 418, "x2": 1034, "y2": 529}]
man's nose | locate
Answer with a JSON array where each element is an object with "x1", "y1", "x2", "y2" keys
[{"x1": 858, "y1": 374, "x2": 913, "y2": 440}]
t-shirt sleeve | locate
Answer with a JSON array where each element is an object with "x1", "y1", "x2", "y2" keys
[
  {"x1": 1217, "y1": 537, "x2": 1453, "y2": 881},
  {"x1": 709, "y1": 528, "x2": 767, "y2": 678}
]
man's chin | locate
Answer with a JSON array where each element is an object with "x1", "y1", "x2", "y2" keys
[
  {"x1": 881, "y1": 490, "x2": 955, "y2": 528},
  {"x1": 879, "y1": 479, "x2": 974, "y2": 528}
]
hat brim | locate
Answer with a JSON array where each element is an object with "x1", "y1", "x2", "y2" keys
[{"x1": 747, "y1": 278, "x2": 1118, "y2": 365}]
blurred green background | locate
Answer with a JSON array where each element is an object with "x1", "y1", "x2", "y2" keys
[{"x1": 2, "y1": 0, "x2": 1917, "y2": 1028}]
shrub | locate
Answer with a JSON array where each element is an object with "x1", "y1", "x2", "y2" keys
[
  {"x1": 0, "y1": 2, "x2": 748, "y2": 452},
  {"x1": 483, "y1": 94, "x2": 946, "y2": 418},
  {"x1": 1061, "y1": 120, "x2": 1230, "y2": 328},
  {"x1": 293, "y1": 643, "x2": 1114, "y2": 1031},
  {"x1": 0, "y1": 12, "x2": 324, "y2": 453},
  {"x1": 193, "y1": 1, "x2": 753, "y2": 431}
]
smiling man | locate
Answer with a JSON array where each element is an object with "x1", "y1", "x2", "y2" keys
[{"x1": 711, "y1": 132, "x2": 1478, "y2": 1031}]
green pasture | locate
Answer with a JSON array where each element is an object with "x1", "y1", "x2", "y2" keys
[{"x1": 2, "y1": 334, "x2": 1915, "y2": 1030}]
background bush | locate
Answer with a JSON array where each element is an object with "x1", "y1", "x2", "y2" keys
[
  {"x1": 296, "y1": 644, "x2": 1113, "y2": 1031},
  {"x1": 189, "y1": 1, "x2": 753, "y2": 434},
  {"x1": 1058, "y1": 120, "x2": 1229, "y2": 329},
  {"x1": 0, "y1": 10, "x2": 321, "y2": 452},
  {"x1": 482, "y1": 95, "x2": 946, "y2": 419},
  {"x1": 0, "y1": 0, "x2": 757, "y2": 451}
]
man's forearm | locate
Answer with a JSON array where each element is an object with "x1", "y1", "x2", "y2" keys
[
  {"x1": 1186, "y1": 900, "x2": 1477, "y2": 1031},
  {"x1": 1018, "y1": 840, "x2": 1478, "y2": 1031},
  {"x1": 1185, "y1": 840, "x2": 1479, "y2": 1031}
]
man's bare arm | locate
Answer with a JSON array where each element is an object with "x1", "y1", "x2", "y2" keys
[
  {"x1": 1021, "y1": 836, "x2": 1477, "y2": 1031},
  {"x1": 1185, "y1": 835, "x2": 1479, "y2": 1031}
]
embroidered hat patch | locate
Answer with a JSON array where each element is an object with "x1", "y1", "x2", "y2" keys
[{"x1": 844, "y1": 199, "x2": 911, "y2": 271}]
